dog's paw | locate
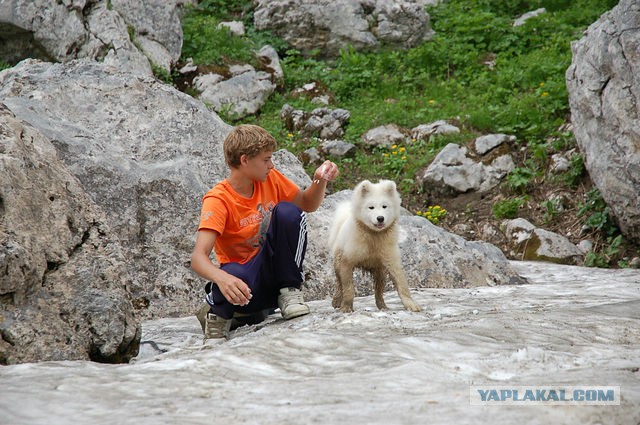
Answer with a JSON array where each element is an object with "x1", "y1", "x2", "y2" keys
[
  {"x1": 403, "y1": 299, "x2": 422, "y2": 312},
  {"x1": 338, "y1": 304, "x2": 354, "y2": 313},
  {"x1": 375, "y1": 302, "x2": 389, "y2": 310}
]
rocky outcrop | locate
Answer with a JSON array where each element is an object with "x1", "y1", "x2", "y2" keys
[
  {"x1": 0, "y1": 59, "x2": 232, "y2": 321},
  {"x1": 190, "y1": 47, "x2": 283, "y2": 120},
  {"x1": 194, "y1": 68, "x2": 276, "y2": 120},
  {"x1": 513, "y1": 8, "x2": 546, "y2": 27},
  {"x1": 0, "y1": 104, "x2": 140, "y2": 364},
  {"x1": 417, "y1": 138, "x2": 516, "y2": 196},
  {"x1": 254, "y1": 0, "x2": 434, "y2": 58},
  {"x1": 566, "y1": 0, "x2": 640, "y2": 243},
  {"x1": 361, "y1": 124, "x2": 406, "y2": 148},
  {"x1": 109, "y1": 0, "x2": 188, "y2": 73},
  {"x1": 411, "y1": 120, "x2": 460, "y2": 140},
  {"x1": 0, "y1": 0, "x2": 189, "y2": 75},
  {"x1": 280, "y1": 104, "x2": 351, "y2": 140},
  {"x1": 502, "y1": 218, "x2": 584, "y2": 265}
]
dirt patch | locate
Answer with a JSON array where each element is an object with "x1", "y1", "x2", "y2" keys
[{"x1": 402, "y1": 141, "x2": 639, "y2": 266}]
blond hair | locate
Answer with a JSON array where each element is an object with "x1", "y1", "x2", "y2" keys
[{"x1": 223, "y1": 124, "x2": 277, "y2": 167}]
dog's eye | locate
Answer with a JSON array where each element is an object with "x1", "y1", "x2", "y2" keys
[
  {"x1": 368, "y1": 206, "x2": 374, "y2": 210},
  {"x1": 382, "y1": 205, "x2": 388, "y2": 209}
]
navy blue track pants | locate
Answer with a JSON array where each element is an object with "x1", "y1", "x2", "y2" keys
[{"x1": 205, "y1": 202, "x2": 307, "y2": 319}]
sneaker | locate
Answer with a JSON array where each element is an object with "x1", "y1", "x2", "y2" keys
[
  {"x1": 204, "y1": 312, "x2": 231, "y2": 340},
  {"x1": 231, "y1": 309, "x2": 269, "y2": 330},
  {"x1": 278, "y1": 287, "x2": 310, "y2": 320},
  {"x1": 195, "y1": 303, "x2": 210, "y2": 333}
]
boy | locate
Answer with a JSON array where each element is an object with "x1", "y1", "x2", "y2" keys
[{"x1": 191, "y1": 124, "x2": 339, "y2": 339}]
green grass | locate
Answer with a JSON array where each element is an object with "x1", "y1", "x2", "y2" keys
[
  {"x1": 179, "y1": 0, "x2": 616, "y2": 179},
  {"x1": 257, "y1": 0, "x2": 607, "y2": 184},
  {"x1": 181, "y1": 1, "x2": 287, "y2": 67}
]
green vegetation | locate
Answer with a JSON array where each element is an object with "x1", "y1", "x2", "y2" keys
[
  {"x1": 151, "y1": 63, "x2": 173, "y2": 83},
  {"x1": 181, "y1": 1, "x2": 285, "y2": 67},
  {"x1": 578, "y1": 188, "x2": 618, "y2": 237},
  {"x1": 179, "y1": 0, "x2": 632, "y2": 267},
  {"x1": 493, "y1": 197, "x2": 527, "y2": 219}
]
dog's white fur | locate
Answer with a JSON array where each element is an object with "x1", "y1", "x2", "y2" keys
[{"x1": 328, "y1": 179, "x2": 421, "y2": 312}]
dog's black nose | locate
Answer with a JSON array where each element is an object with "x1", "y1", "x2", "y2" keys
[{"x1": 377, "y1": 216, "x2": 384, "y2": 223}]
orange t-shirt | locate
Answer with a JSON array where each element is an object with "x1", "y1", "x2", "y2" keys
[{"x1": 198, "y1": 169, "x2": 300, "y2": 264}]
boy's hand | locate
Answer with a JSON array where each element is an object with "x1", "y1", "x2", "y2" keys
[
  {"x1": 313, "y1": 160, "x2": 339, "y2": 183},
  {"x1": 218, "y1": 274, "x2": 252, "y2": 306}
]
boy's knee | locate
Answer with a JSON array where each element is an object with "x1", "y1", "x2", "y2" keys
[{"x1": 274, "y1": 202, "x2": 303, "y2": 221}]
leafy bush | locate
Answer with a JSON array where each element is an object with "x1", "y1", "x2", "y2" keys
[
  {"x1": 492, "y1": 197, "x2": 527, "y2": 219},
  {"x1": 578, "y1": 188, "x2": 619, "y2": 237},
  {"x1": 505, "y1": 167, "x2": 536, "y2": 194},
  {"x1": 584, "y1": 235, "x2": 623, "y2": 268}
]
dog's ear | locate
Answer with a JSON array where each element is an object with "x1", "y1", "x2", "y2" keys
[
  {"x1": 380, "y1": 179, "x2": 397, "y2": 194},
  {"x1": 357, "y1": 180, "x2": 372, "y2": 196}
]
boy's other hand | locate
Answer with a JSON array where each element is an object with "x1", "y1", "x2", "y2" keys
[{"x1": 218, "y1": 274, "x2": 252, "y2": 306}]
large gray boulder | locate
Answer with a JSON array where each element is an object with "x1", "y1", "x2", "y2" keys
[
  {"x1": 417, "y1": 143, "x2": 515, "y2": 196},
  {"x1": 109, "y1": 0, "x2": 188, "y2": 73},
  {"x1": 0, "y1": 0, "x2": 188, "y2": 75},
  {"x1": 502, "y1": 218, "x2": 584, "y2": 265},
  {"x1": 194, "y1": 69, "x2": 276, "y2": 120},
  {"x1": 0, "y1": 104, "x2": 140, "y2": 364},
  {"x1": 566, "y1": 0, "x2": 640, "y2": 243},
  {"x1": 254, "y1": 0, "x2": 434, "y2": 58},
  {"x1": 0, "y1": 59, "x2": 232, "y2": 320}
]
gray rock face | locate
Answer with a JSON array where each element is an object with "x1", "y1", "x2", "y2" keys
[
  {"x1": 319, "y1": 139, "x2": 357, "y2": 158},
  {"x1": 0, "y1": 104, "x2": 140, "y2": 364},
  {"x1": 0, "y1": 0, "x2": 188, "y2": 75},
  {"x1": 254, "y1": 0, "x2": 434, "y2": 58},
  {"x1": 411, "y1": 120, "x2": 460, "y2": 140},
  {"x1": 195, "y1": 69, "x2": 276, "y2": 120},
  {"x1": 361, "y1": 124, "x2": 406, "y2": 148},
  {"x1": 565, "y1": 0, "x2": 640, "y2": 243},
  {"x1": 110, "y1": 0, "x2": 187, "y2": 73},
  {"x1": 474, "y1": 133, "x2": 515, "y2": 155},
  {"x1": 0, "y1": 59, "x2": 232, "y2": 320},
  {"x1": 417, "y1": 143, "x2": 515, "y2": 195},
  {"x1": 502, "y1": 218, "x2": 584, "y2": 265},
  {"x1": 513, "y1": 7, "x2": 546, "y2": 27},
  {"x1": 281, "y1": 104, "x2": 351, "y2": 140}
]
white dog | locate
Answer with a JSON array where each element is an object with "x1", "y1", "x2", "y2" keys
[{"x1": 328, "y1": 179, "x2": 421, "y2": 313}]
